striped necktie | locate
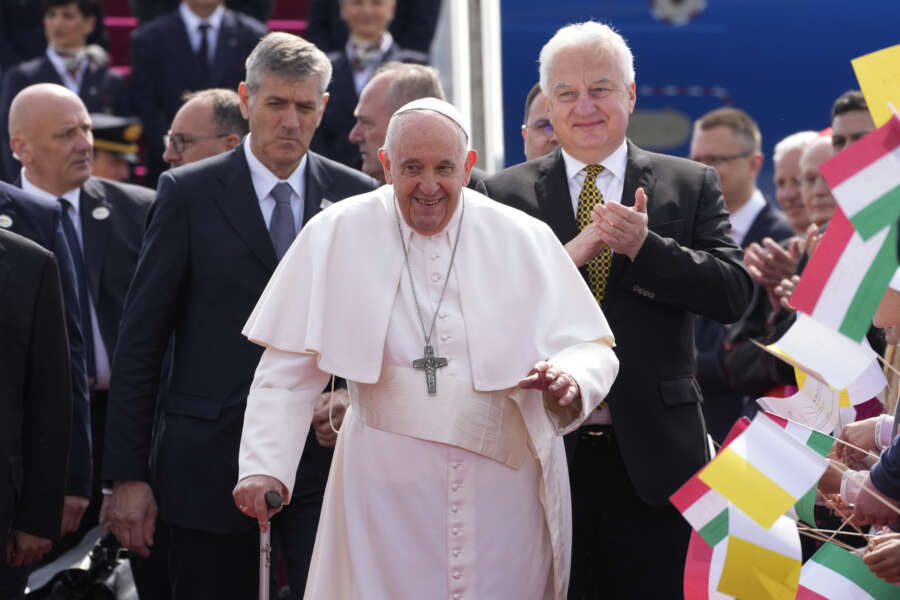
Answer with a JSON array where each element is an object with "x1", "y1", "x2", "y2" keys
[{"x1": 575, "y1": 164, "x2": 612, "y2": 304}]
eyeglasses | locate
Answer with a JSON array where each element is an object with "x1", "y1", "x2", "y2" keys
[
  {"x1": 691, "y1": 150, "x2": 753, "y2": 167},
  {"x1": 524, "y1": 119, "x2": 554, "y2": 135},
  {"x1": 163, "y1": 131, "x2": 229, "y2": 154}
]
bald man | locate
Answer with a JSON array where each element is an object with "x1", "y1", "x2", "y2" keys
[
  {"x1": 162, "y1": 88, "x2": 246, "y2": 169},
  {"x1": 8, "y1": 83, "x2": 154, "y2": 553}
]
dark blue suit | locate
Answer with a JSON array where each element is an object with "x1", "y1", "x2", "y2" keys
[
  {"x1": 0, "y1": 181, "x2": 91, "y2": 499},
  {"x1": 129, "y1": 8, "x2": 267, "y2": 186},
  {"x1": 0, "y1": 55, "x2": 129, "y2": 182},
  {"x1": 695, "y1": 198, "x2": 794, "y2": 442},
  {"x1": 311, "y1": 42, "x2": 428, "y2": 168},
  {"x1": 104, "y1": 146, "x2": 377, "y2": 598}
]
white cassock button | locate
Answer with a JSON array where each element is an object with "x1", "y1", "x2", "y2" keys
[
  {"x1": 451, "y1": 548, "x2": 461, "y2": 557},
  {"x1": 450, "y1": 504, "x2": 459, "y2": 513},
  {"x1": 452, "y1": 570, "x2": 461, "y2": 580},
  {"x1": 430, "y1": 253, "x2": 440, "y2": 260},
  {"x1": 451, "y1": 483, "x2": 459, "y2": 491},
  {"x1": 451, "y1": 527, "x2": 460, "y2": 535},
  {"x1": 453, "y1": 594, "x2": 462, "y2": 599},
  {"x1": 440, "y1": 334, "x2": 451, "y2": 342},
  {"x1": 432, "y1": 273, "x2": 442, "y2": 282},
  {"x1": 451, "y1": 461, "x2": 461, "y2": 469},
  {"x1": 439, "y1": 312, "x2": 448, "y2": 319}
]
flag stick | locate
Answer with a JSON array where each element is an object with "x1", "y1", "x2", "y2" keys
[
  {"x1": 877, "y1": 353, "x2": 900, "y2": 380},
  {"x1": 797, "y1": 527, "x2": 859, "y2": 552}
]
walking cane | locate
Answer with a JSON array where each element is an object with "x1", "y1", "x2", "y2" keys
[{"x1": 259, "y1": 490, "x2": 283, "y2": 600}]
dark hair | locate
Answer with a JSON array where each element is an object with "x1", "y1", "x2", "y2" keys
[
  {"x1": 694, "y1": 107, "x2": 761, "y2": 152},
  {"x1": 523, "y1": 82, "x2": 542, "y2": 126},
  {"x1": 182, "y1": 88, "x2": 249, "y2": 137},
  {"x1": 42, "y1": 0, "x2": 100, "y2": 19},
  {"x1": 831, "y1": 90, "x2": 868, "y2": 121}
]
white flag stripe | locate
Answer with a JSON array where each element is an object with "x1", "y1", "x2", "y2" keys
[
  {"x1": 728, "y1": 508, "x2": 801, "y2": 559},
  {"x1": 846, "y1": 359, "x2": 888, "y2": 402},
  {"x1": 832, "y1": 147, "x2": 900, "y2": 217},
  {"x1": 709, "y1": 541, "x2": 733, "y2": 599},
  {"x1": 777, "y1": 314, "x2": 878, "y2": 389},
  {"x1": 810, "y1": 227, "x2": 889, "y2": 325},
  {"x1": 729, "y1": 415, "x2": 826, "y2": 499},
  {"x1": 798, "y1": 559, "x2": 872, "y2": 599},
  {"x1": 784, "y1": 421, "x2": 811, "y2": 444},
  {"x1": 683, "y1": 489, "x2": 728, "y2": 529}
]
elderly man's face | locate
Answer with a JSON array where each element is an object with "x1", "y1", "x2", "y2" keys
[
  {"x1": 349, "y1": 73, "x2": 394, "y2": 181},
  {"x1": 239, "y1": 73, "x2": 327, "y2": 179},
  {"x1": 546, "y1": 45, "x2": 635, "y2": 163},
  {"x1": 340, "y1": 0, "x2": 395, "y2": 41},
  {"x1": 378, "y1": 112, "x2": 476, "y2": 236},
  {"x1": 522, "y1": 90, "x2": 558, "y2": 161},
  {"x1": 832, "y1": 109, "x2": 875, "y2": 153},
  {"x1": 799, "y1": 139, "x2": 836, "y2": 228},
  {"x1": 164, "y1": 98, "x2": 234, "y2": 168},
  {"x1": 13, "y1": 92, "x2": 93, "y2": 194},
  {"x1": 773, "y1": 146, "x2": 810, "y2": 235}
]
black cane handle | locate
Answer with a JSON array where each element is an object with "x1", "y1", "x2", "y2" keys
[{"x1": 264, "y1": 490, "x2": 282, "y2": 509}]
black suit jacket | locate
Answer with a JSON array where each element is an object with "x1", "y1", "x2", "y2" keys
[
  {"x1": 104, "y1": 147, "x2": 377, "y2": 534},
  {"x1": 305, "y1": 0, "x2": 442, "y2": 55},
  {"x1": 696, "y1": 198, "x2": 794, "y2": 441},
  {"x1": 0, "y1": 55, "x2": 130, "y2": 182},
  {"x1": 479, "y1": 143, "x2": 753, "y2": 505},
  {"x1": 0, "y1": 229, "x2": 71, "y2": 540},
  {"x1": 0, "y1": 182, "x2": 91, "y2": 498},
  {"x1": 311, "y1": 42, "x2": 428, "y2": 168},
  {"x1": 129, "y1": 8, "x2": 267, "y2": 185},
  {"x1": 128, "y1": 0, "x2": 273, "y2": 23}
]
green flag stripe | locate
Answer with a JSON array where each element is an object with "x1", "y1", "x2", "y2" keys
[
  {"x1": 839, "y1": 226, "x2": 899, "y2": 341},
  {"x1": 806, "y1": 430, "x2": 836, "y2": 458},
  {"x1": 698, "y1": 508, "x2": 728, "y2": 547},
  {"x1": 850, "y1": 186, "x2": 900, "y2": 240},
  {"x1": 813, "y1": 542, "x2": 900, "y2": 598},
  {"x1": 794, "y1": 488, "x2": 817, "y2": 526}
]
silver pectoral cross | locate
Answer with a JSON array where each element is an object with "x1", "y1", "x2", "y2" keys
[{"x1": 412, "y1": 344, "x2": 448, "y2": 394}]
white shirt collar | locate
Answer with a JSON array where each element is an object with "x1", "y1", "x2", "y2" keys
[
  {"x1": 243, "y1": 135, "x2": 306, "y2": 202},
  {"x1": 346, "y1": 31, "x2": 393, "y2": 61},
  {"x1": 179, "y1": 2, "x2": 225, "y2": 34},
  {"x1": 729, "y1": 188, "x2": 767, "y2": 246},
  {"x1": 20, "y1": 169, "x2": 81, "y2": 210},
  {"x1": 561, "y1": 139, "x2": 628, "y2": 185},
  {"x1": 45, "y1": 46, "x2": 86, "y2": 92}
]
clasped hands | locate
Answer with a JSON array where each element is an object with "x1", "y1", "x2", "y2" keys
[{"x1": 565, "y1": 187, "x2": 649, "y2": 267}]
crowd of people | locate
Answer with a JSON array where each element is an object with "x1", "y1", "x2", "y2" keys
[{"x1": 3, "y1": 2, "x2": 900, "y2": 600}]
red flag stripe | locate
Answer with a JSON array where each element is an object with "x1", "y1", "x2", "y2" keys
[
  {"x1": 762, "y1": 412, "x2": 789, "y2": 428},
  {"x1": 684, "y1": 530, "x2": 714, "y2": 600},
  {"x1": 820, "y1": 114, "x2": 900, "y2": 189},
  {"x1": 790, "y1": 207, "x2": 856, "y2": 314},
  {"x1": 795, "y1": 585, "x2": 829, "y2": 600},
  {"x1": 671, "y1": 473, "x2": 712, "y2": 511}
]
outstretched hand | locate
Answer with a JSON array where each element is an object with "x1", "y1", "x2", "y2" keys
[{"x1": 518, "y1": 361, "x2": 581, "y2": 408}]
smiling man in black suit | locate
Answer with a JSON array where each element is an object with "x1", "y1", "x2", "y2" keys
[
  {"x1": 103, "y1": 33, "x2": 377, "y2": 599},
  {"x1": 478, "y1": 21, "x2": 752, "y2": 599}
]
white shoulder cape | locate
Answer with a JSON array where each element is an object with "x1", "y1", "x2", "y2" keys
[{"x1": 243, "y1": 185, "x2": 613, "y2": 390}]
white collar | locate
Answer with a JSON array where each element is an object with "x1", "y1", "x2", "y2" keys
[
  {"x1": 729, "y1": 188, "x2": 767, "y2": 242},
  {"x1": 561, "y1": 139, "x2": 628, "y2": 184},
  {"x1": 20, "y1": 169, "x2": 81, "y2": 210},
  {"x1": 179, "y1": 2, "x2": 225, "y2": 32},
  {"x1": 243, "y1": 135, "x2": 306, "y2": 201},
  {"x1": 45, "y1": 46, "x2": 86, "y2": 79},
  {"x1": 346, "y1": 31, "x2": 393, "y2": 59}
]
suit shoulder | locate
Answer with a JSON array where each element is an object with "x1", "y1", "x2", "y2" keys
[
  {"x1": 311, "y1": 152, "x2": 379, "y2": 192},
  {"x1": 392, "y1": 47, "x2": 429, "y2": 65},
  {"x1": 0, "y1": 228, "x2": 55, "y2": 262},
  {"x1": 228, "y1": 8, "x2": 269, "y2": 36},
  {"x1": 633, "y1": 146, "x2": 709, "y2": 177},
  {"x1": 481, "y1": 156, "x2": 546, "y2": 188},
  {"x1": 132, "y1": 12, "x2": 180, "y2": 42},
  {"x1": 90, "y1": 178, "x2": 155, "y2": 207}
]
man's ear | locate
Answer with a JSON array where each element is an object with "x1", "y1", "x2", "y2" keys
[
  {"x1": 238, "y1": 82, "x2": 251, "y2": 120},
  {"x1": 378, "y1": 148, "x2": 392, "y2": 184},
  {"x1": 10, "y1": 136, "x2": 28, "y2": 164},
  {"x1": 224, "y1": 134, "x2": 241, "y2": 151}
]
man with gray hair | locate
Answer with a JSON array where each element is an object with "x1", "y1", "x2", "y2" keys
[
  {"x1": 234, "y1": 96, "x2": 619, "y2": 599},
  {"x1": 162, "y1": 88, "x2": 248, "y2": 169},
  {"x1": 102, "y1": 32, "x2": 377, "y2": 599},
  {"x1": 478, "y1": 21, "x2": 751, "y2": 598}
]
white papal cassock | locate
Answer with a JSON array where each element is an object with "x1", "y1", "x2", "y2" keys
[{"x1": 239, "y1": 185, "x2": 619, "y2": 600}]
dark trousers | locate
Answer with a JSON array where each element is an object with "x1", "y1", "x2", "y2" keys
[
  {"x1": 567, "y1": 427, "x2": 691, "y2": 600},
  {"x1": 166, "y1": 521, "x2": 258, "y2": 600},
  {"x1": 129, "y1": 519, "x2": 172, "y2": 600},
  {"x1": 0, "y1": 559, "x2": 29, "y2": 600}
]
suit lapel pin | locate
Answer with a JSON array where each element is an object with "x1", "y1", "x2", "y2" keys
[
  {"x1": 0, "y1": 214, "x2": 12, "y2": 228},
  {"x1": 320, "y1": 199, "x2": 334, "y2": 209},
  {"x1": 92, "y1": 206, "x2": 110, "y2": 220}
]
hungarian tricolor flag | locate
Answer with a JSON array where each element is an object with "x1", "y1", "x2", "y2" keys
[{"x1": 797, "y1": 542, "x2": 900, "y2": 599}]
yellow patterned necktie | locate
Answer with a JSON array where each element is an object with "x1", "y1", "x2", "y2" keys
[{"x1": 576, "y1": 164, "x2": 612, "y2": 304}]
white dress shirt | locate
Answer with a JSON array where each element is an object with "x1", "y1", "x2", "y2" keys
[
  {"x1": 179, "y1": 1, "x2": 225, "y2": 64},
  {"x1": 243, "y1": 135, "x2": 306, "y2": 231},
  {"x1": 45, "y1": 46, "x2": 86, "y2": 94},
  {"x1": 729, "y1": 188, "x2": 767, "y2": 247},
  {"x1": 21, "y1": 170, "x2": 112, "y2": 389}
]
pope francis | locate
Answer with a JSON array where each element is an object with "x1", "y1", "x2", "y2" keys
[{"x1": 232, "y1": 98, "x2": 620, "y2": 600}]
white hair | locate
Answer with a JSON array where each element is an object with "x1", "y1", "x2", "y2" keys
[
  {"x1": 538, "y1": 21, "x2": 635, "y2": 96},
  {"x1": 772, "y1": 130, "x2": 819, "y2": 165},
  {"x1": 383, "y1": 109, "x2": 468, "y2": 158}
]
